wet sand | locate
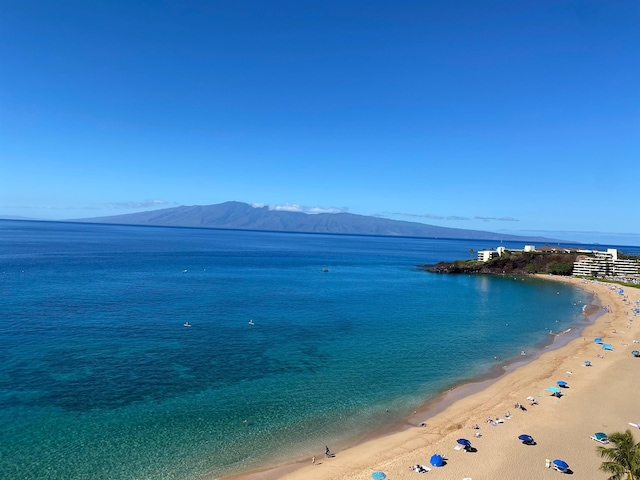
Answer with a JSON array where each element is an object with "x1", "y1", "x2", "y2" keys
[{"x1": 222, "y1": 276, "x2": 640, "y2": 480}]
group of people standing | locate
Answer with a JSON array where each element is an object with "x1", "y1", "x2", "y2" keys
[{"x1": 311, "y1": 446, "x2": 333, "y2": 465}]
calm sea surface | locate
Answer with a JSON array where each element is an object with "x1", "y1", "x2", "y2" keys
[{"x1": 1, "y1": 221, "x2": 636, "y2": 479}]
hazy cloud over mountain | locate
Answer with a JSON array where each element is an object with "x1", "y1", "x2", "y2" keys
[
  {"x1": 107, "y1": 199, "x2": 176, "y2": 209},
  {"x1": 251, "y1": 203, "x2": 348, "y2": 214}
]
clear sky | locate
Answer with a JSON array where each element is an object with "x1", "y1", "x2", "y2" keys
[{"x1": 1, "y1": 1, "x2": 639, "y2": 245}]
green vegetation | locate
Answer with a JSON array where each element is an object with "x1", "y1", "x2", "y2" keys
[
  {"x1": 547, "y1": 261, "x2": 574, "y2": 275},
  {"x1": 619, "y1": 252, "x2": 640, "y2": 260},
  {"x1": 596, "y1": 429, "x2": 640, "y2": 480}
]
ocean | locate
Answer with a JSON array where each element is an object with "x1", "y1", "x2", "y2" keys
[{"x1": 1, "y1": 221, "x2": 634, "y2": 479}]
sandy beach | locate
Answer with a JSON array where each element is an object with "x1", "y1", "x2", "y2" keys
[{"x1": 223, "y1": 276, "x2": 640, "y2": 480}]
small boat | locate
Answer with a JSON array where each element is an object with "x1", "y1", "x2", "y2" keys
[
  {"x1": 183, "y1": 322, "x2": 191, "y2": 327},
  {"x1": 248, "y1": 319, "x2": 254, "y2": 325}
]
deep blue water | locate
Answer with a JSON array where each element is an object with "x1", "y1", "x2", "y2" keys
[{"x1": 1, "y1": 221, "x2": 632, "y2": 479}]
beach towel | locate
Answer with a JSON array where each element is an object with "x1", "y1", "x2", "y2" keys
[{"x1": 411, "y1": 464, "x2": 430, "y2": 473}]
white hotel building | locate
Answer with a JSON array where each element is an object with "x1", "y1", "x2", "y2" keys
[{"x1": 572, "y1": 248, "x2": 640, "y2": 278}]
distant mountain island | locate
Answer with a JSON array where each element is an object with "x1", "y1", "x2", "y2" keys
[{"x1": 72, "y1": 201, "x2": 561, "y2": 242}]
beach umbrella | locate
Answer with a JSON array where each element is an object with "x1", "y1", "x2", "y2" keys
[
  {"x1": 430, "y1": 454, "x2": 445, "y2": 467},
  {"x1": 518, "y1": 434, "x2": 534, "y2": 443},
  {"x1": 547, "y1": 386, "x2": 561, "y2": 393},
  {"x1": 557, "y1": 380, "x2": 568, "y2": 387},
  {"x1": 632, "y1": 350, "x2": 640, "y2": 357},
  {"x1": 619, "y1": 289, "x2": 624, "y2": 294},
  {"x1": 602, "y1": 343, "x2": 613, "y2": 351},
  {"x1": 456, "y1": 438, "x2": 471, "y2": 446},
  {"x1": 594, "y1": 432, "x2": 608, "y2": 442},
  {"x1": 371, "y1": 472, "x2": 386, "y2": 480},
  {"x1": 584, "y1": 360, "x2": 592, "y2": 366},
  {"x1": 594, "y1": 337, "x2": 603, "y2": 344},
  {"x1": 553, "y1": 459, "x2": 569, "y2": 470}
]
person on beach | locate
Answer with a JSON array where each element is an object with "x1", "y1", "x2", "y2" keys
[
  {"x1": 312, "y1": 455, "x2": 315, "y2": 464},
  {"x1": 325, "y1": 446, "x2": 331, "y2": 457}
]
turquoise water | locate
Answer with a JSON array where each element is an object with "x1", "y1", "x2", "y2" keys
[{"x1": 0, "y1": 221, "x2": 601, "y2": 479}]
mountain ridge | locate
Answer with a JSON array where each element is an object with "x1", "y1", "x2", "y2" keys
[{"x1": 71, "y1": 201, "x2": 563, "y2": 242}]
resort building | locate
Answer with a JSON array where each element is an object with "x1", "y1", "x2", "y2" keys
[
  {"x1": 572, "y1": 249, "x2": 640, "y2": 279},
  {"x1": 477, "y1": 245, "x2": 534, "y2": 262},
  {"x1": 477, "y1": 249, "x2": 499, "y2": 262}
]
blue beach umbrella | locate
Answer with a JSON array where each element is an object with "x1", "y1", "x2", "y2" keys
[
  {"x1": 430, "y1": 454, "x2": 445, "y2": 467},
  {"x1": 518, "y1": 434, "x2": 534, "y2": 443},
  {"x1": 557, "y1": 380, "x2": 568, "y2": 387},
  {"x1": 631, "y1": 350, "x2": 640, "y2": 357},
  {"x1": 602, "y1": 343, "x2": 613, "y2": 351},
  {"x1": 456, "y1": 438, "x2": 471, "y2": 446},
  {"x1": 371, "y1": 472, "x2": 386, "y2": 480},
  {"x1": 553, "y1": 459, "x2": 569, "y2": 470},
  {"x1": 594, "y1": 337, "x2": 603, "y2": 344},
  {"x1": 547, "y1": 386, "x2": 561, "y2": 393},
  {"x1": 619, "y1": 289, "x2": 624, "y2": 294},
  {"x1": 584, "y1": 360, "x2": 592, "y2": 366}
]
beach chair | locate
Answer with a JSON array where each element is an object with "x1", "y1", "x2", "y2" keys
[
  {"x1": 590, "y1": 432, "x2": 609, "y2": 444},
  {"x1": 552, "y1": 460, "x2": 570, "y2": 473}
]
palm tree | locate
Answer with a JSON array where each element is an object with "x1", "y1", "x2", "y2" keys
[{"x1": 597, "y1": 429, "x2": 640, "y2": 480}]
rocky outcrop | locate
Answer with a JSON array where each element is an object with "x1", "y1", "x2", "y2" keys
[{"x1": 420, "y1": 252, "x2": 578, "y2": 276}]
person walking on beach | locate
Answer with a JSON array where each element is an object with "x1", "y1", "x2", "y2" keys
[
  {"x1": 312, "y1": 455, "x2": 315, "y2": 465},
  {"x1": 325, "y1": 446, "x2": 331, "y2": 457}
]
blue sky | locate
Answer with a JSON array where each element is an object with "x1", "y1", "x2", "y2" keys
[{"x1": 1, "y1": 1, "x2": 639, "y2": 245}]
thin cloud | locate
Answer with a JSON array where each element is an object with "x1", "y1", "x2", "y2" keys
[
  {"x1": 1, "y1": 205, "x2": 103, "y2": 210},
  {"x1": 385, "y1": 212, "x2": 443, "y2": 220},
  {"x1": 474, "y1": 216, "x2": 519, "y2": 222},
  {"x1": 251, "y1": 203, "x2": 348, "y2": 214},
  {"x1": 514, "y1": 229, "x2": 640, "y2": 238},
  {"x1": 382, "y1": 212, "x2": 471, "y2": 221},
  {"x1": 107, "y1": 199, "x2": 175, "y2": 209}
]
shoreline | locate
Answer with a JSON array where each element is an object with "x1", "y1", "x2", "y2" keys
[{"x1": 219, "y1": 275, "x2": 639, "y2": 480}]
